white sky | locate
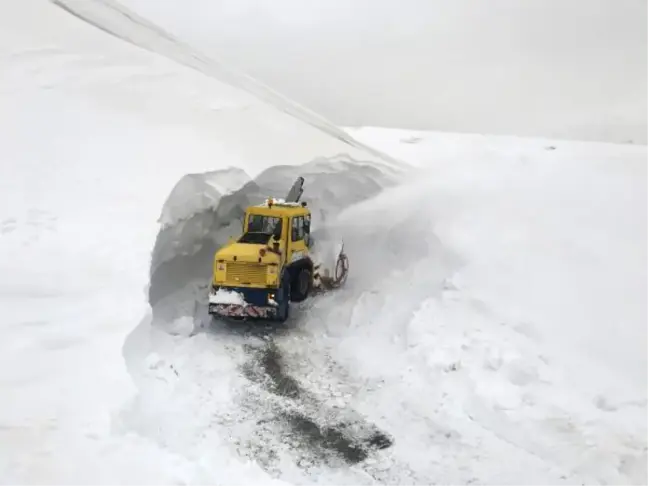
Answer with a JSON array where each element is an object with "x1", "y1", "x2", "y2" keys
[{"x1": 124, "y1": 0, "x2": 647, "y2": 143}]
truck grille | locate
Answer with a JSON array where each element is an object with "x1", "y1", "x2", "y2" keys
[{"x1": 226, "y1": 262, "x2": 267, "y2": 286}]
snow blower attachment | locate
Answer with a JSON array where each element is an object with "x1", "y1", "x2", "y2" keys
[
  {"x1": 313, "y1": 242, "x2": 349, "y2": 292},
  {"x1": 208, "y1": 177, "x2": 349, "y2": 322}
]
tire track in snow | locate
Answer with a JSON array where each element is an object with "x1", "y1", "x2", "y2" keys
[
  {"x1": 199, "y1": 315, "x2": 426, "y2": 482},
  {"x1": 241, "y1": 339, "x2": 392, "y2": 463}
]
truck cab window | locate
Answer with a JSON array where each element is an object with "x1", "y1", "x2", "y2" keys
[
  {"x1": 291, "y1": 216, "x2": 300, "y2": 241},
  {"x1": 248, "y1": 215, "x2": 281, "y2": 235},
  {"x1": 292, "y1": 216, "x2": 306, "y2": 242},
  {"x1": 303, "y1": 214, "x2": 311, "y2": 246}
]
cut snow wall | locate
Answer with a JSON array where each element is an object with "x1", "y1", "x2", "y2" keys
[{"x1": 148, "y1": 155, "x2": 397, "y2": 324}]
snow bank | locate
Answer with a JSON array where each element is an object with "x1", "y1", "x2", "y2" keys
[
  {"x1": 209, "y1": 288, "x2": 247, "y2": 306},
  {"x1": 159, "y1": 167, "x2": 251, "y2": 227},
  {"x1": 327, "y1": 128, "x2": 647, "y2": 484},
  {"x1": 349, "y1": 126, "x2": 648, "y2": 391}
]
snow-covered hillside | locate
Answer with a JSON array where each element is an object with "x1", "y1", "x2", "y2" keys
[{"x1": 1, "y1": 0, "x2": 645, "y2": 484}]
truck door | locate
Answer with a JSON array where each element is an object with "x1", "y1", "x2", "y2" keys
[{"x1": 289, "y1": 215, "x2": 308, "y2": 264}]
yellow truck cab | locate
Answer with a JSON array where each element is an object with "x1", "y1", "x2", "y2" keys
[{"x1": 208, "y1": 177, "x2": 315, "y2": 322}]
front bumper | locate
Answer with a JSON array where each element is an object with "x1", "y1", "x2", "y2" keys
[
  {"x1": 209, "y1": 303, "x2": 276, "y2": 318},
  {"x1": 208, "y1": 285, "x2": 279, "y2": 319}
]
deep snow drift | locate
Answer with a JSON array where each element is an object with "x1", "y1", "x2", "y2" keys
[{"x1": 347, "y1": 126, "x2": 648, "y2": 391}]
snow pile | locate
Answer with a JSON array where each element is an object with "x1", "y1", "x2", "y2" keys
[
  {"x1": 209, "y1": 288, "x2": 247, "y2": 306},
  {"x1": 261, "y1": 198, "x2": 301, "y2": 207}
]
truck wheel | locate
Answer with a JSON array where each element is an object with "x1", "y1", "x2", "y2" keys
[
  {"x1": 276, "y1": 275, "x2": 290, "y2": 322},
  {"x1": 280, "y1": 296, "x2": 290, "y2": 322},
  {"x1": 291, "y1": 268, "x2": 311, "y2": 302}
]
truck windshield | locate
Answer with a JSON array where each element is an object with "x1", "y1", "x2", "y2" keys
[{"x1": 246, "y1": 214, "x2": 282, "y2": 236}]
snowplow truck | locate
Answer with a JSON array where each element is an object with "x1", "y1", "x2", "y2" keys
[{"x1": 208, "y1": 177, "x2": 349, "y2": 322}]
